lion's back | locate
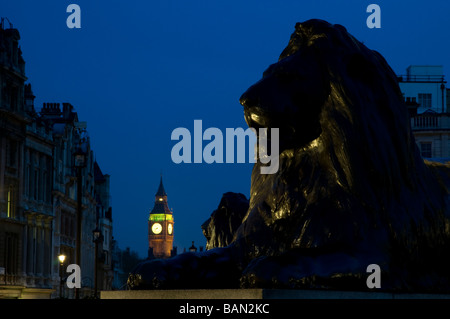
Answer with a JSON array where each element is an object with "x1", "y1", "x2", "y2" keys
[{"x1": 425, "y1": 159, "x2": 450, "y2": 191}]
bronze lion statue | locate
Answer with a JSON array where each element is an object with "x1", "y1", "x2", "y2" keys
[{"x1": 129, "y1": 19, "x2": 450, "y2": 292}]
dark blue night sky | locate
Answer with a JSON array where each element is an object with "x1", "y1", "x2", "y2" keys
[{"x1": 1, "y1": 0, "x2": 449, "y2": 257}]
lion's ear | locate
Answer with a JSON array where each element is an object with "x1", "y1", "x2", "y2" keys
[{"x1": 346, "y1": 53, "x2": 377, "y2": 85}]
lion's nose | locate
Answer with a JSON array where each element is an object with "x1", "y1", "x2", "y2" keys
[
  {"x1": 239, "y1": 95, "x2": 247, "y2": 107},
  {"x1": 239, "y1": 89, "x2": 259, "y2": 108},
  {"x1": 239, "y1": 92, "x2": 248, "y2": 107}
]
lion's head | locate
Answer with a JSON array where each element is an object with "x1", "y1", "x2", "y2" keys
[
  {"x1": 240, "y1": 19, "x2": 413, "y2": 178},
  {"x1": 232, "y1": 19, "x2": 450, "y2": 288}
]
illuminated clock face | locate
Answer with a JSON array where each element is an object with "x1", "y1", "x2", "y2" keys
[
  {"x1": 168, "y1": 223, "x2": 173, "y2": 235},
  {"x1": 151, "y1": 223, "x2": 162, "y2": 234}
]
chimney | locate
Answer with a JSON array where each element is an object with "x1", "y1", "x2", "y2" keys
[
  {"x1": 40, "y1": 102, "x2": 62, "y2": 118},
  {"x1": 62, "y1": 103, "x2": 73, "y2": 119}
]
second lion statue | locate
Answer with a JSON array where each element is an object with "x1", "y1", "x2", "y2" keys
[{"x1": 129, "y1": 19, "x2": 450, "y2": 292}]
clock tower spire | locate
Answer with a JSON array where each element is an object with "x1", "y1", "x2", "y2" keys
[{"x1": 148, "y1": 176, "x2": 174, "y2": 259}]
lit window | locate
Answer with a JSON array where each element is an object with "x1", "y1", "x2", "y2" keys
[
  {"x1": 159, "y1": 198, "x2": 163, "y2": 201},
  {"x1": 7, "y1": 187, "x2": 11, "y2": 218},
  {"x1": 6, "y1": 185, "x2": 15, "y2": 219},
  {"x1": 149, "y1": 214, "x2": 173, "y2": 222}
]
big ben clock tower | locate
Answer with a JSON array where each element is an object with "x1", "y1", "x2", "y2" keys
[{"x1": 148, "y1": 176, "x2": 174, "y2": 259}]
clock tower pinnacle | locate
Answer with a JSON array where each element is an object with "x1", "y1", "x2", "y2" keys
[{"x1": 148, "y1": 176, "x2": 174, "y2": 259}]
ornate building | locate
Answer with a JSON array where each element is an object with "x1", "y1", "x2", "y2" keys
[
  {"x1": 399, "y1": 65, "x2": 450, "y2": 160},
  {"x1": 39, "y1": 102, "x2": 104, "y2": 298},
  {"x1": 0, "y1": 20, "x2": 55, "y2": 298},
  {"x1": 0, "y1": 20, "x2": 113, "y2": 298},
  {"x1": 93, "y1": 161, "x2": 114, "y2": 292},
  {"x1": 148, "y1": 177, "x2": 174, "y2": 259}
]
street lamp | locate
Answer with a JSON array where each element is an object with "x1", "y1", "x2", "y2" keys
[
  {"x1": 92, "y1": 226, "x2": 102, "y2": 298},
  {"x1": 74, "y1": 146, "x2": 86, "y2": 299},
  {"x1": 58, "y1": 254, "x2": 66, "y2": 298}
]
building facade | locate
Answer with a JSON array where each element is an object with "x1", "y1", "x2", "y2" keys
[
  {"x1": 399, "y1": 65, "x2": 450, "y2": 160},
  {"x1": 0, "y1": 21, "x2": 113, "y2": 298},
  {"x1": 93, "y1": 161, "x2": 114, "y2": 292},
  {"x1": 0, "y1": 21, "x2": 56, "y2": 298},
  {"x1": 399, "y1": 65, "x2": 447, "y2": 114},
  {"x1": 38, "y1": 102, "x2": 114, "y2": 298}
]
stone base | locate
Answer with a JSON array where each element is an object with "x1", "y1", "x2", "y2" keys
[
  {"x1": 100, "y1": 289, "x2": 450, "y2": 299},
  {"x1": 0, "y1": 285, "x2": 55, "y2": 299}
]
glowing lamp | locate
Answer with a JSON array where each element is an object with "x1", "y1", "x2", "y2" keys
[{"x1": 58, "y1": 254, "x2": 66, "y2": 265}]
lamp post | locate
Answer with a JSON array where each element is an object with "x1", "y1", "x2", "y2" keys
[
  {"x1": 58, "y1": 254, "x2": 66, "y2": 298},
  {"x1": 92, "y1": 226, "x2": 102, "y2": 298},
  {"x1": 74, "y1": 146, "x2": 86, "y2": 299}
]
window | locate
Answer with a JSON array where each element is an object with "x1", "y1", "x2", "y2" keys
[
  {"x1": 61, "y1": 215, "x2": 66, "y2": 235},
  {"x1": 33, "y1": 170, "x2": 38, "y2": 200},
  {"x1": 5, "y1": 139, "x2": 17, "y2": 168},
  {"x1": 7, "y1": 185, "x2": 12, "y2": 218},
  {"x1": 418, "y1": 93, "x2": 432, "y2": 108},
  {"x1": 420, "y1": 142, "x2": 432, "y2": 158},
  {"x1": 5, "y1": 184, "x2": 16, "y2": 219},
  {"x1": 104, "y1": 229, "x2": 109, "y2": 248},
  {"x1": 149, "y1": 214, "x2": 173, "y2": 222},
  {"x1": 10, "y1": 86, "x2": 18, "y2": 111},
  {"x1": 4, "y1": 233, "x2": 19, "y2": 277},
  {"x1": 43, "y1": 171, "x2": 47, "y2": 203},
  {"x1": 25, "y1": 165, "x2": 31, "y2": 197}
]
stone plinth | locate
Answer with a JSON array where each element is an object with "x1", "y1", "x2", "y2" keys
[{"x1": 100, "y1": 289, "x2": 450, "y2": 299}]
